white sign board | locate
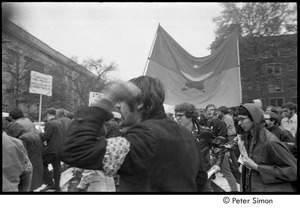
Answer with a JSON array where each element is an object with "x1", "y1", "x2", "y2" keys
[
  {"x1": 29, "y1": 71, "x2": 52, "y2": 96},
  {"x1": 89, "y1": 91, "x2": 104, "y2": 106}
]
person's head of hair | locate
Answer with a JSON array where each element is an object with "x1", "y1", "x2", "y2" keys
[
  {"x1": 206, "y1": 104, "x2": 217, "y2": 111},
  {"x1": 174, "y1": 102, "x2": 199, "y2": 122},
  {"x1": 46, "y1": 107, "x2": 57, "y2": 116},
  {"x1": 265, "y1": 112, "x2": 279, "y2": 125},
  {"x1": 236, "y1": 105, "x2": 253, "y2": 121},
  {"x1": 283, "y1": 102, "x2": 297, "y2": 112},
  {"x1": 9, "y1": 108, "x2": 24, "y2": 120},
  {"x1": 218, "y1": 106, "x2": 229, "y2": 115},
  {"x1": 205, "y1": 104, "x2": 217, "y2": 117},
  {"x1": 128, "y1": 76, "x2": 165, "y2": 120},
  {"x1": 66, "y1": 112, "x2": 74, "y2": 120},
  {"x1": 265, "y1": 105, "x2": 278, "y2": 114},
  {"x1": 56, "y1": 108, "x2": 68, "y2": 118}
]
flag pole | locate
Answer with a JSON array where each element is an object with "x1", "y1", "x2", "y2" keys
[
  {"x1": 236, "y1": 29, "x2": 242, "y2": 105},
  {"x1": 142, "y1": 23, "x2": 160, "y2": 76},
  {"x1": 39, "y1": 94, "x2": 42, "y2": 122}
]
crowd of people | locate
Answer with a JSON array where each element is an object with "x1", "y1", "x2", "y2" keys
[{"x1": 2, "y1": 75, "x2": 298, "y2": 192}]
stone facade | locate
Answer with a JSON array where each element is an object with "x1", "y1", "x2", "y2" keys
[{"x1": 2, "y1": 21, "x2": 96, "y2": 120}]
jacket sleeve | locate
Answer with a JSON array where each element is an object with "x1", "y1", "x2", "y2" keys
[
  {"x1": 39, "y1": 122, "x2": 55, "y2": 142},
  {"x1": 58, "y1": 104, "x2": 112, "y2": 171},
  {"x1": 195, "y1": 146, "x2": 208, "y2": 192},
  {"x1": 257, "y1": 141, "x2": 297, "y2": 184}
]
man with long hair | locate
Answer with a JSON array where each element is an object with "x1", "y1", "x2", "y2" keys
[{"x1": 59, "y1": 76, "x2": 207, "y2": 192}]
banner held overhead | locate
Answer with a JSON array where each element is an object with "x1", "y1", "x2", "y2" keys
[{"x1": 145, "y1": 25, "x2": 241, "y2": 108}]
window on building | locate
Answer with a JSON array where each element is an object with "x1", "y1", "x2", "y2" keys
[
  {"x1": 269, "y1": 97, "x2": 285, "y2": 107},
  {"x1": 266, "y1": 63, "x2": 281, "y2": 75},
  {"x1": 292, "y1": 97, "x2": 297, "y2": 104},
  {"x1": 268, "y1": 80, "x2": 283, "y2": 93}
]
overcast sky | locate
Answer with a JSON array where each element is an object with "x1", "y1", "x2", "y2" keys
[{"x1": 6, "y1": 2, "x2": 223, "y2": 81}]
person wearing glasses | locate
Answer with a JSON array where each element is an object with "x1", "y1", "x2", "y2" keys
[
  {"x1": 174, "y1": 102, "x2": 226, "y2": 192},
  {"x1": 236, "y1": 103, "x2": 297, "y2": 192}
]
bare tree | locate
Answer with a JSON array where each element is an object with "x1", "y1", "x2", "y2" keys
[
  {"x1": 61, "y1": 57, "x2": 118, "y2": 107},
  {"x1": 2, "y1": 45, "x2": 41, "y2": 113}
]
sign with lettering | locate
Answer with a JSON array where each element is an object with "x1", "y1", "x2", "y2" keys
[
  {"x1": 29, "y1": 71, "x2": 52, "y2": 96},
  {"x1": 89, "y1": 91, "x2": 104, "y2": 106}
]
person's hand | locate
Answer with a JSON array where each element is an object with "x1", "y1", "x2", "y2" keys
[
  {"x1": 212, "y1": 164, "x2": 221, "y2": 173},
  {"x1": 242, "y1": 157, "x2": 258, "y2": 171},
  {"x1": 104, "y1": 81, "x2": 141, "y2": 104}
]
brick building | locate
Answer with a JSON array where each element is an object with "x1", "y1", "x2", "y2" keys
[{"x1": 239, "y1": 33, "x2": 297, "y2": 108}]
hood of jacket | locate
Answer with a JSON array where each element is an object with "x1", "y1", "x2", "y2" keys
[{"x1": 242, "y1": 103, "x2": 266, "y2": 131}]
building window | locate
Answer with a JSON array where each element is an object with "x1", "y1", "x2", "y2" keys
[
  {"x1": 292, "y1": 97, "x2": 297, "y2": 104},
  {"x1": 266, "y1": 63, "x2": 281, "y2": 75},
  {"x1": 269, "y1": 97, "x2": 285, "y2": 107},
  {"x1": 268, "y1": 80, "x2": 283, "y2": 93}
]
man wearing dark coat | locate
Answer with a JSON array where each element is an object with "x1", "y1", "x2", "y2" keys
[
  {"x1": 39, "y1": 108, "x2": 65, "y2": 192},
  {"x1": 59, "y1": 76, "x2": 207, "y2": 192}
]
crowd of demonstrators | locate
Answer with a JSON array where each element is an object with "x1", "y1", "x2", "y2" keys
[
  {"x1": 205, "y1": 104, "x2": 239, "y2": 192},
  {"x1": 174, "y1": 102, "x2": 226, "y2": 192},
  {"x1": 59, "y1": 76, "x2": 208, "y2": 192},
  {"x1": 236, "y1": 103, "x2": 297, "y2": 192},
  {"x1": 2, "y1": 75, "x2": 297, "y2": 193}
]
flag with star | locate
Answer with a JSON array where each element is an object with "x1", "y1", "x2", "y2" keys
[{"x1": 145, "y1": 25, "x2": 241, "y2": 108}]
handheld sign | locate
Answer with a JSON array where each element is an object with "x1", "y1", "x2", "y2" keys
[
  {"x1": 29, "y1": 71, "x2": 52, "y2": 96},
  {"x1": 89, "y1": 91, "x2": 104, "y2": 106}
]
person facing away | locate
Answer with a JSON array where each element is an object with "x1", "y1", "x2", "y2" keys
[
  {"x1": 236, "y1": 104, "x2": 297, "y2": 192},
  {"x1": 59, "y1": 75, "x2": 207, "y2": 192},
  {"x1": 6, "y1": 108, "x2": 43, "y2": 191},
  {"x1": 6, "y1": 122, "x2": 43, "y2": 191},
  {"x1": 56, "y1": 108, "x2": 72, "y2": 137},
  {"x1": 39, "y1": 107, "x2": 65, "y2": 192},
  {"x1": 2, "y1": 117, "x2": 33, "y2": 192},
  {"x1": 281, "y1": 102, "x2": 297, "y2": 138},
  {"x1": 174, "y1": 102, "x2": 226, "y2": 192},
  {"x1": 7, "y1": 108, "x2": 39, "y2": 136}
]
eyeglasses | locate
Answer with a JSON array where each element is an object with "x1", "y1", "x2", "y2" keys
[
  {"x1": 175, "y1": 113, "x2": 185, "y2": 118},
  {"x1": 237, "y1": 116, "x2": 249, "y2": 122}
]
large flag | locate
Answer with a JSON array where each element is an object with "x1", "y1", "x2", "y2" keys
[{"x1": 145, "y1": 25, "x2": 241, "y2": 108}]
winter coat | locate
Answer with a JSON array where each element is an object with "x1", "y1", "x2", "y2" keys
[
  {"x1": 240, "y1": 104, "x2": 297, "y2": 192},
  {"x1": 18, "y1": 131, "x2": 43, "y2": 191},
  {"x1": 58, "y1": 102, "x2": 208, "y2": 192},
  {"x1": 2, "y1": 132, "x2": 33, "y2": 192},
  {"x1": 6, "y1": 122, "x2": 43, "y2": 191}
]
